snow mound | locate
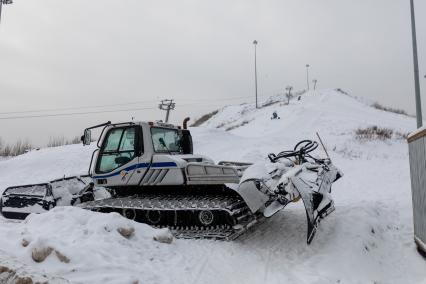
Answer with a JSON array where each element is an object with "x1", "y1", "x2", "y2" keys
[
  {"x1": 1, "y1": 207, "x2": 174, "y2": 282},
  {"x1": 21, "y1": 206, "x2": 172, "y2": 258}
]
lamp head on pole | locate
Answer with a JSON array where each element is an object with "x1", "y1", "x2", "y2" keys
[
  {"x1": 253, "y1": 40, "x2": 258, "y2": 45},
  {"x1": 2, "y1": 0, "x2": 13, "y2": 4},
  {"x1": 306, "y1": 64, "x2": 310, "y2": 68}
]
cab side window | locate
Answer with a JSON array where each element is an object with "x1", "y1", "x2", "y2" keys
[
  {"x1": 151, "y1": 127, "x2": 182, "y2": 153},
  {"x1": 96, "y1": 127, "x2": 138, "y2": 174}
]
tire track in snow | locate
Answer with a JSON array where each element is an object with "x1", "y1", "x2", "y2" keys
[{"x1": 191, "y1": 252, "x2": 210, "y2": 284}]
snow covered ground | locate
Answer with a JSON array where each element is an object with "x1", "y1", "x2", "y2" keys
[{"x1": 0, "y1": 89, "x2": 425, "y2": 283}]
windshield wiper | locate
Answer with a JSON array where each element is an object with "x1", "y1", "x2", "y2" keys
[{"x1": 159, "y1": 138, "x2": 173, "y2": 155}]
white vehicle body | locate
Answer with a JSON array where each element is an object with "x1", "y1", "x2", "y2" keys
[{"x1": 89, "y1": 121, "x2": 244, "y2": 188}]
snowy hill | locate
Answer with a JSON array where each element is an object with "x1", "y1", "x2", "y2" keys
[
  {"x1": 0, "y1": 89, "x2": 425, "y2": 283},
  {"x1": 194, "y1": 89, "x2": 413, "y2": 161}
]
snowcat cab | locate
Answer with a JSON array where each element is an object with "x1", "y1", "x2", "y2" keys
[{"x1": 82, "y1": 121, "x2": 231, "y2": 189}]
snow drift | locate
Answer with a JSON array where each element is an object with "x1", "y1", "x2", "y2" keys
[{"x1": 1, "y1": 206, "x2": 174, "y2": 283}]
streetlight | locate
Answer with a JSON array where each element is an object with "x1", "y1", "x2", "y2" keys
[
  {"x1": 306, "y1": 64, "x2": 310, "y2": 90},
  {"x1": 253, "y1": 40, "x2": 258, "y2": 109},
  {"x1": 0, "y1": 0, "x2": 13, "y2": 25},
  {"x1": 410, "y1": 0, "x2": 423, "y2": 127}
]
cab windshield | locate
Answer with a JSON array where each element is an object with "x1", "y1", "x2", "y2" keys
[{"x1": 151, "y1": 127, "x2": 182, "y2": 153}]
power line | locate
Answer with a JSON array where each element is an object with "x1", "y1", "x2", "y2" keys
[
  {"x1": 0, "y1": 95, "x2": 254, "y2": 116},
  {"x1": 0, "y1": 106, "x2": 158, "y2": 120},
  {"x1": 0, "y1": 99, "x2": 159, "y2": 115},
  {"x1": 0, "y1": 102, "x2": 223, "y2": 120},
  {"x1": 0, "y1": 94, "x2": 275, "y2": 121}
]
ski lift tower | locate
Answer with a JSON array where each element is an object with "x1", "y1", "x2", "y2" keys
[
  {"x1": 159, "y1": 99, "x2": 176, "y2": 123},
  {"x1": 0, "y1": 0, "x2": 13, "y2": 24}
]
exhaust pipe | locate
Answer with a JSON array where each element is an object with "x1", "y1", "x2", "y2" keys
[{"x1": 183, "y1": 117, "x2": 190, "y2": 129}]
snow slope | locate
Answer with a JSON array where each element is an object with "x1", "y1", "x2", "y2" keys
[{"x1": 0, "y1": 89, "x2": 425, "y2": 284}]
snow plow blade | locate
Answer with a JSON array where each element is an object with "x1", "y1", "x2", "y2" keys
[
  {"x1": 235, "y1": 140, "x2": 343, "y2": 244},
  {"x1": 291, "y1": 176, "x2": 335, "y2": 244}
]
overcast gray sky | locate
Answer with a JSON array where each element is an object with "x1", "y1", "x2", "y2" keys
[{"x1": 0, "y1": 0, "x2": 425, "y2": 146}]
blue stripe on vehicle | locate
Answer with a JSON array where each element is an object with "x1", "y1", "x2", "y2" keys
[
  {"x1": 92, "y1": 162, "x2": 177, "y2": 179},
  {"x1": 151, "y1": 162, "x2": 177, "y2": 168}
]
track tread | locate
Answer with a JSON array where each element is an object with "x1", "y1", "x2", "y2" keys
[{"x1": 79, "y1": 193, "x2": 259, "y2": 240}]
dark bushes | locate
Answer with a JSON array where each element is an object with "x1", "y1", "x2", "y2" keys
[
  {"x1": 191, "y1": 110, "x2": 219, "y2": 127},
  {"x1": 47, "y1": 136, "x2": 80, "y2": 148},
  {"x1": 355, "y1": 126, "x2": 393, "y2": 140},
  {"x1": 0, "y1": 139, "x2": 32, "y2": 157},
  {"x1": 372, "y1": 102, "x2": 407, "y2": 116}
]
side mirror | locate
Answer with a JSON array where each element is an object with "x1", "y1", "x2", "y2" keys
[{"x1": 81, "y1": 129, "x2": 91, "y2": 146}]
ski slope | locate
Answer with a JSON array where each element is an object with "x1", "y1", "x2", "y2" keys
[{"x1": 0, "y1": 89, "x2": 425, "y2": 284}]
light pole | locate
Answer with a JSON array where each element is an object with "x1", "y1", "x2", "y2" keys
[
  {"x1": 253, "y1": 40, "x2": 258, "y2": 109},
  {"x1": 0, "y1": 0, "x2": 13, "y2": 25},
  {"x1": 410, "y1": 0, "x2": 423, "y2": 127},
  {"x1": 306, "y1": 64, "x2": 310, "y2": 90}
]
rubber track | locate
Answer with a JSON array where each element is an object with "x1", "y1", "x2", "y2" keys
[{"x1": 79, "y1": 194, "x2": 259, "y2": 240}]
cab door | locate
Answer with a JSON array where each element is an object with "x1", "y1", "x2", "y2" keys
[{"x1": 93, "y1": 125, "x2": 143, "y2": 186}]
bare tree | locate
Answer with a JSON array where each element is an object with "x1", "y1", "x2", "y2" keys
[
  {"x1": 2, "y1": 145, "x2": 11, "y2": 156},
  {"x1": 71, "y1": 136, "x2": 81, "y2": 144},
  {"x1": 47, "y1": 136, "x2": 82, "y2": 147},
  {"x1": 11, "y1": 139, "x2": 32, "y2": 156},
  {"x1": 47, "y1": 136, "x2": 66, "y2": 147}
]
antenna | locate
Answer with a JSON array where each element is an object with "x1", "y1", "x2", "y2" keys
[{"x1": 316, "y1": 132, "x2": 330, "y2": 160}]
